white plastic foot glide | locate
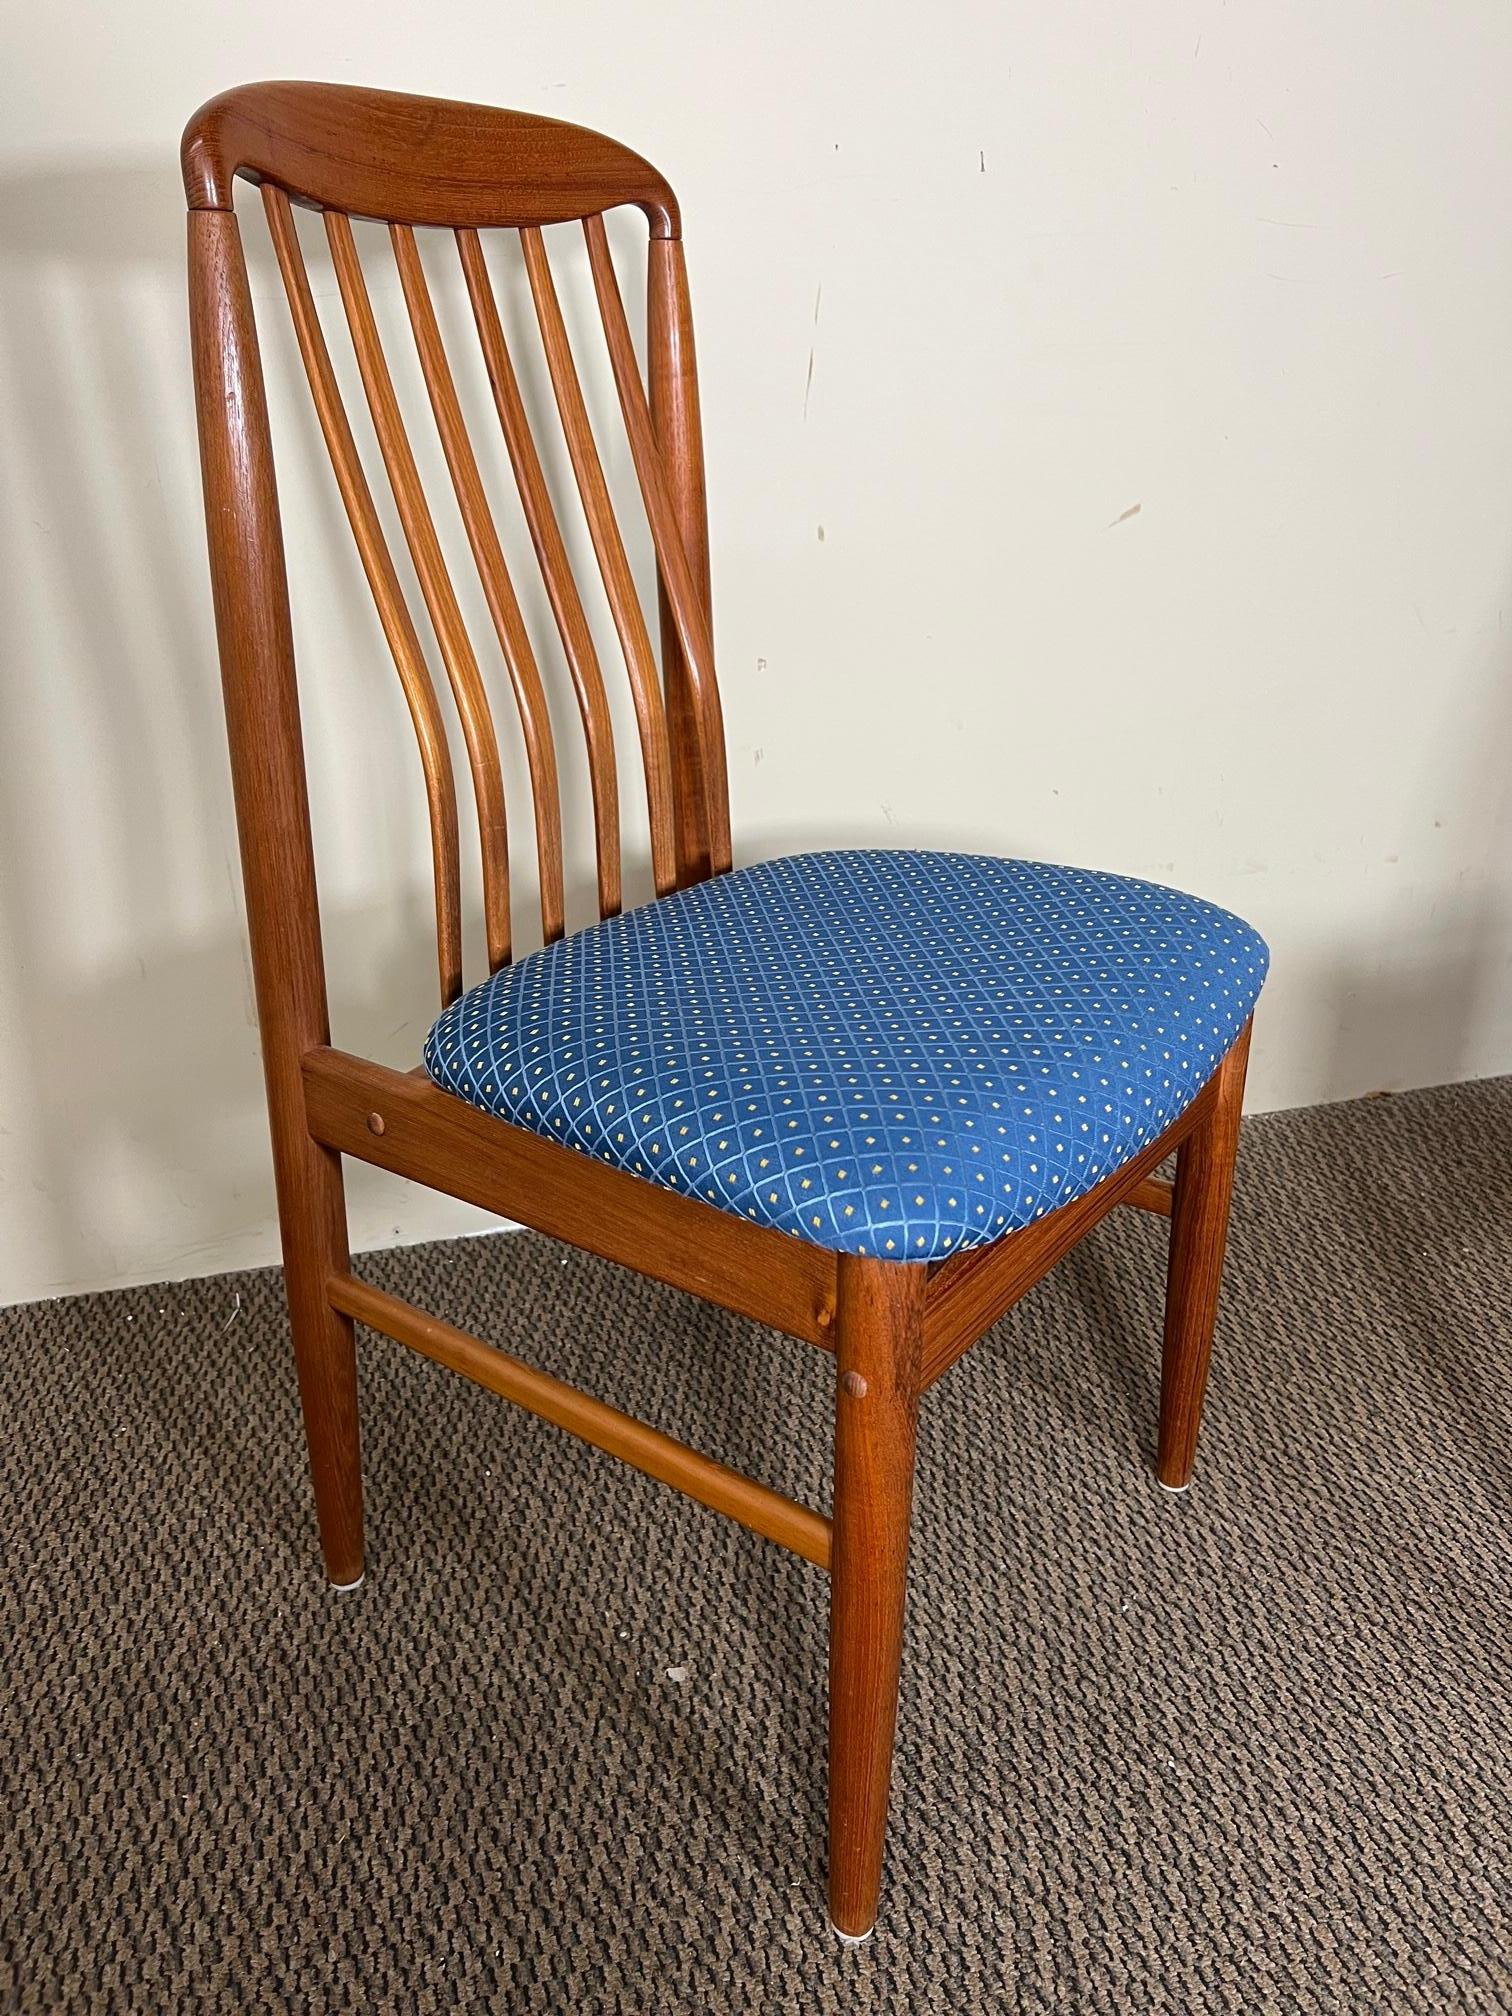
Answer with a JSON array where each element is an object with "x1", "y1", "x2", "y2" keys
[
  {"x1": 1155, "y1": 1477, "x2": 1191, "y2": 1495},
  {"x1": 830, "y1": 1922, "x2": 874, "y2": 1945},
  {"x1": 329, "y1": 1573, "x2": 365, "y2": 1591}
]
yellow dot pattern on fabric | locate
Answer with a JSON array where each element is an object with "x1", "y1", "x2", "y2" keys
[{"x1": 424, "y1": 850, "x2": 1268, "y2": 1261}]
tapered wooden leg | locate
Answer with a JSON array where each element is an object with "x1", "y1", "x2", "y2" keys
[
  {"x1": 280, "y1": 1145, "x2": 365, "y2": 1586},
  {"x1": 1157, "y1": 1019, "x2": 1252, "y2": 1489},
  {"x1": 828, "y1": 1257, "x2": 926, "y2": 1940}
]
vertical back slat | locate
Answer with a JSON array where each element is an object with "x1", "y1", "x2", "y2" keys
[
  {"x1": 519, "y1": 224, "x2": 679, "y2": 898},
  {"x1": 457, "y1": 228, "x2": 623, "y2": 920},
  {"x1": 586, "y1": 218, "x2": 731, "y2": 880},
  {"x1": 324, "y1": 210, "x2": 512, "y2": 971},
  {"x1": 262, "y1": 186, "x2": 465, "y2": 1006},
  {"x1": 391, "y1": 224, "x2": 567, "y2": 944}
]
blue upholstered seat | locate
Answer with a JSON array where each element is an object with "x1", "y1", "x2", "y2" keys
[{"x1": 424, "y1": 851, "x2": 1268, "y2": 1262}]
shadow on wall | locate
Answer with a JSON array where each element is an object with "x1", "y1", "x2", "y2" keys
[
  {"x1": 0, "y1": 157, "x2": 236, "y2": 1293},
  {"x1": 0, "y1": 157, "x2": 471, "y2": 1294}
]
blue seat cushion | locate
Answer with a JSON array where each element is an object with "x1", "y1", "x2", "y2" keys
[{"x1": 424, "y1": 850, "x2": 1268, "y2": 1262}]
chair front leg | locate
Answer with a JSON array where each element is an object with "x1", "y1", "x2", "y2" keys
[
  {"x1": 827, "y1": 1256, "x2": 925, "y2": 1940},
  {"x1": 1157, "y1": 1018, "x2": 1253, "y2": 1490}
]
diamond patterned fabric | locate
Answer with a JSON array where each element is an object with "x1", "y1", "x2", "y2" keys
[{"x1": 423, "y1": 850, "x2": 1269, "y2": 1261}]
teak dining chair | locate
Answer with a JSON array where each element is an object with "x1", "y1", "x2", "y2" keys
[{"x1": 183, "y1": 80, "x2": 1268, "y2": 1940}]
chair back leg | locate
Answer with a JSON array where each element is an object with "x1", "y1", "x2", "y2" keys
[
  {"x1": 1157, "y1": 1019, "x2": 1253, "y2": 1489},
  {"x1": 187, "y1": 208, "x2": 366, "y2": 1589},
  {"x1": 281, "y1": 1145, "x2": 366, "y2": 1586},
  {"x1": 827, "y1": 1257, "x2": 926, "y2": 1939}
]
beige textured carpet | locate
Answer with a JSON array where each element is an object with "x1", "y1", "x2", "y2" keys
[{"x1": 3, "y1": 1080, "x2": 1510, "y2": 2013}]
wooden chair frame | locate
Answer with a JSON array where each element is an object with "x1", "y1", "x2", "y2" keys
[{"x1": 183, "y1": 81, "x2": 1253, "y2": 1940}]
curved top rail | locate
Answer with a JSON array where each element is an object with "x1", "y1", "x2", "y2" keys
[{"x1": 181, "y1": 80, "x2": 681, "y2": 237}]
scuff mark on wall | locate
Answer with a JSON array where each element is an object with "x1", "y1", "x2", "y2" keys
[{"x1": 803, "y1": 284, "x2": 822, "y2": 420}]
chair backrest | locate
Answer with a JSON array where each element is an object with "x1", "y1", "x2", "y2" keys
[{"x1": 183, "y1": 81, "x2": 732, "y2": 1010}]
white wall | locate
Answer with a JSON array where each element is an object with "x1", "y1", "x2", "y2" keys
[{"x1": 3, "y1": 2, "x2": 1511, "y2": 1305}]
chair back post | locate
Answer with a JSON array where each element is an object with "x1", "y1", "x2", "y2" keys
[
  {"x1": 186, "y1": 200, "x2": 338, "y2": 1216},
  {"x1": 648, "y1": 237, "x2": 726, "y2": 885}
]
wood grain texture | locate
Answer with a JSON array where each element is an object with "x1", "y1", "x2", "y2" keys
[
  {"x1": 586, "y1": 218, "x2": 731, "y2": 880},
  {"x1": 302, "y1": 1048, "x2": 839, "y2": 1349},
  {"x1": 920, "y1": 1079, "x2": 1219, "y2": 1390},
  {"x1": 1158, "y1": 1021, "x2": 1253, "y2": 1488},
  {"x1": 827, "y1": 1257, "x2": 926, "y2": 1939},
  {"x1": 1126, "y1": 1176, "x2": 1175, "y2": 1217},
  {"x1": 330, "y1": 1274, "x2": 831, "y2": 1568},
  {"x1": 183, "y1": 81, "x2": 680, "y2": 235},
  {"x1": 458, "y1": 227, "x2": 623, "y2": 918},
  {"x1": 325, "y1": 209, "x2": 513, "y2": 971},
  {"x1": 647, "y1": 236, "x2": 724, "y2": 885},
  {"x1": 521, "y1": 224, "x2": 679, "y2": 896},
  {"x1": 391, "y1": 223, "x2": 567, "y2": 944},
  {"x1": 188, "y1": 209, "x2": 363, "y2": 1585},
  {"x1": 262, "y1": 186, "x2": 464, "y2": 1004}
]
